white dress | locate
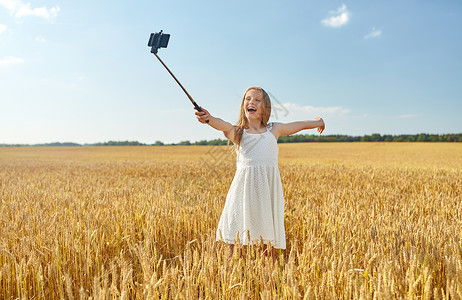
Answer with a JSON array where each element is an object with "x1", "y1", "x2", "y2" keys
[{"x1": 216, "y1": 123, "x2": 286, "y2": 249}]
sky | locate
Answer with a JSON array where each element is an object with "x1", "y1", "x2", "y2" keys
[{"x1": 1, "y1": 0, "x2": 461, "y2": 144}]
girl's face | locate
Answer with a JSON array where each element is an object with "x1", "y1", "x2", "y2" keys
[{"x1": 243, "y1": 89, "x2": 264, "y2": 122}]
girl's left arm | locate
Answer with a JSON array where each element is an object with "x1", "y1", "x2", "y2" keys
[{"x1": 271, "y1": 117, "x2": 325, "y2": 139}]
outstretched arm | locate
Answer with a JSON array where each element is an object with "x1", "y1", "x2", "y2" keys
[
  {"x1": 195, "y1": 107, "x2": 237, "y2": 143},
  {"x1": 271, "y1": 117, "x2": 325, "y2": 139}
]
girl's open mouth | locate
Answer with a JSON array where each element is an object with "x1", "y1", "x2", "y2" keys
[{"x1": 247, "y1": 107, "x2": 257, "y2": 114}]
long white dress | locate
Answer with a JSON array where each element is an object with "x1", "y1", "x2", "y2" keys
[{"x1": 216, "y1": 123, "x2": 286, "y2": 249}]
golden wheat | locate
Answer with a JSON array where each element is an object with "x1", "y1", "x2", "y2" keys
[{"x1": 1, "y1": 143, "x2": 461, "y2": 298}]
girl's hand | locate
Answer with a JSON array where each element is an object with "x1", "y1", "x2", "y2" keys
[
  {"x1": 315, "y1": 117, "x2": 325, "y2": 134},
  {"x1": 195, "y1": 106, "x2": 211, "y2": 124}
]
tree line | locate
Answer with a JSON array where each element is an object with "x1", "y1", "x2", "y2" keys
[
  {"x1": 278, "y1": 133, "x2": 462, "y2": 143},
  {"x1": 1, "y1": 133, "x2": 461, "y2": 147},
  {"x1": 175, "y1": 133, "x2": 462, "y2": 145}
]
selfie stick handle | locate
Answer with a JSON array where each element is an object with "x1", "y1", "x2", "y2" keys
[{"x1": 154, "y1": 53, "x2": 209, "y2": 123}]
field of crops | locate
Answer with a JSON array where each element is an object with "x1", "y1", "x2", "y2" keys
[{"x1": 1, "y1": 143, "x2": 461, "y2": 299}]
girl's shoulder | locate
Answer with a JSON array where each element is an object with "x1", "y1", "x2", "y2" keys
[
  {"x1": 268, "y1": 122, "x2": 283, "y2": 130},
  {"x1": 267, "y1": 122, "x2": 280, "y2": 130},
  {"x1": 268, "y1": 122, "x2": 283, "y2": 140}
]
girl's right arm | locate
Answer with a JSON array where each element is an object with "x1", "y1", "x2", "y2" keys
[{"x1": 195, "y1": 107, "x2": 236, "y2": 143}]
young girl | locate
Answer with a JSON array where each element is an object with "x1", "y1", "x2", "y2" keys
[{"x1": 195, "y1": 86, "x2": 325, "y2": 256}]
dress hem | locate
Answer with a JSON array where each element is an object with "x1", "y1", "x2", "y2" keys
[{"x1": 215, "y1": 237, "x2": 286, "y2": 249}]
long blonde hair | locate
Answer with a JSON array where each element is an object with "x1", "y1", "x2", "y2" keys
[{"x1": 233, "y1": 86, "x2": 272, "y2": 147}]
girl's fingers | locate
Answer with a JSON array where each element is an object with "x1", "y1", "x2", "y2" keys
[
  {"x1": 194, "y1": 107, "x2": 210, "y2": 124},
  {"x1": 195, "y1": 111, "x2": 206, "y2": 120},
  {"x1": 195, "y1": 110, "x2": 208, "y2": 123}
]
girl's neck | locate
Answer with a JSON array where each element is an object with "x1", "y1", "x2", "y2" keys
[{"x1": 246, "y1": 119, "x2": 265, "y2": 133}]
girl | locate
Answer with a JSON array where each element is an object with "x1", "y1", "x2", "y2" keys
[{"x1": 195, "y1": 86, "x2": 325, "y2": 257}]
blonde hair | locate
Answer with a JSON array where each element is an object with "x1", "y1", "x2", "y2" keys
[{"x1": 233, "y1": 86, "x2": 272, "y2": 147}]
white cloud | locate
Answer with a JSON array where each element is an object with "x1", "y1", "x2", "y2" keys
[
  {"x1": 0, "y1": 0, "x2": 16, "y2": 11},
  {"x1": 16, "y1": 4, "x2": 60, "y2": 18},
  {"x1": 280, "y1": 102, "x2": 351, "y2": 116},
  {"x1": 364, "y1": 27, "x2": 382, "y2": 39},
  {"x1": 35, "y1": 35, "x2": 46, "y2": 42},
  {"x1": 0, "y1": 0, "x2": 60, "y2": 18},
  {"x1": 321, "y1": 4, "x2": 350, "y2": 28},
  {"x1": 0, "y1": 56, "x2": 24, "y2": 65},
  {"x1": 0, "y1": 24, "x2": 7, "y2": 34}
]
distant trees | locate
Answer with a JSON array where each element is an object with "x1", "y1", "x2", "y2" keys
[
  {"x1": 278, "y1": 134, "x2": 360, "y2": 143},
  {"x1": 92, "y1": 141, "x2": 146, "y2": 146},
  {"x1": 176, "y1": 139, "x2": 229, "y2": 146},
  {"x1": 159, "y1": 133, "x2": 462, "y2": 145},
  {"x1": 278, "y1": 133, "x2": 462, "y2": 143},
  {"x1": 1, "y1": 134, "x2": 461, "y2": 147}
]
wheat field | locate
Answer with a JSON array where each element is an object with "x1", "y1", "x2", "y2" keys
[{"x1": 1, "y1": 143, "x2": 461, "y2": 299}]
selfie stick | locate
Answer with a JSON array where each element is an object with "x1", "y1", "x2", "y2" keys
[{"x1": 148, "y1": 31, "x2": 208, "y2": 123}]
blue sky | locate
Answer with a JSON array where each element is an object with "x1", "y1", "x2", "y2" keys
[{"x1": 1, "y1": 0, "x2": 461, "y2": 144}]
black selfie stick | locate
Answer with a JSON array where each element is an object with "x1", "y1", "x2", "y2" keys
[{"x1": 148, "y1": 30, "x2": 208, "y2": 123}]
